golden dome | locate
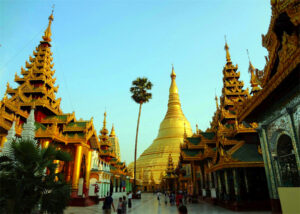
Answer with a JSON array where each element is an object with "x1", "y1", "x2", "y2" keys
[{"x1": 130, "y1": 66, "x2": 192, "y2": 184}]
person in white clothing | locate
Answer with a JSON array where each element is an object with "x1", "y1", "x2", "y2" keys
[
  {"x1": 157, "y1": 191, "x2": 161, "y2": 205},
  {"x1": 128, "y1": 191, "x2": 132, "y2": 208}
]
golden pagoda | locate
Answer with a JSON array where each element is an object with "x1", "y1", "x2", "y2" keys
[{"x1": 130, "y1": 65, "x2": 193, "y2": 188}]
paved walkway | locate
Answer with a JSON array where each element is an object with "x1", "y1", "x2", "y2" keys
[{"x1": 65, "y1": 193, "x2": 271, "y2": 214}]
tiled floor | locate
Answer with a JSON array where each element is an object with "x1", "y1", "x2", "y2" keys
[{"x1": 64, "y1": 193, "x2": 271, "y2": 214}]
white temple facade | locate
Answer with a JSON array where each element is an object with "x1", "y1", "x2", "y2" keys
[{"x1": 89, "y1": 150, "x2": 111, "y2": 199}]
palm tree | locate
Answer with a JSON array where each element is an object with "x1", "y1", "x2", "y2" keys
[
  {"x1": 0, "y1": 138, "x2": 72, "y2": 214},
  {"x1": 130, "y1": 77, "x2": 153, "y2": 194}
]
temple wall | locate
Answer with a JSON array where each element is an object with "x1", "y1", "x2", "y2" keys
[{"x1": 257, "y1": 89, "x2": 300, "y2": 201}]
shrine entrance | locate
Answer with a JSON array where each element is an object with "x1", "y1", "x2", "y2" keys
[{"x1": 276, "y1": 134, "x2": 299, "y2": 187}]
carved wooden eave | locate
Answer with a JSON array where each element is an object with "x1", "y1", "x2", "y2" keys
[
  {"x1": 220, "y1": 108, "x2": 236, "y2": 120},
  {"x1": 239, "y1": 46, "x2": 300, "y2": 122},
  {"x1": 227, "y1": 141, "x2": 244, "y2": 156},
  {"x1": 181, "y1": 152, "x2": 202, "y2": 161},
  {"x1": 40, "y1": 113, "x2": 75, "y2": 124},
  {"x1": 225, "y1": 79, "x2": 244, "y2": 88},
  {"x1": 208, "y1": 161, "x2": 264, "y2": 172},
  {"x1": 221, "y1": 138, "x2": 244, "y2": 146},
  {"x1": 223, "y1": 63, "x2": 238, "y2": 72},
  {"x1": 223, "y1": 70, "x2": 240, "y2": 79},
  {"x1": 203, "y1": 145, "x2": 216, "y2": 159}
]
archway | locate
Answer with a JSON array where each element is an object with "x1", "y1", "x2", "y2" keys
[{"x1": 277, "y1": 134, "x2": 299, "y2": 187}]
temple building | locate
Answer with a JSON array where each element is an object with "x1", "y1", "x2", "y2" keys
[
  {"x1": 0, "y1": 12, "x2": 108, "y2": 206},
  {"x1": 238, "y1": 1, "x2": 300, "y2": 213},
  {"x1": 89, "y1": 150, "x2": 111, "y2": 200},
  {"x1": 97, "y1": 112, "x2": 132, "y2": 195},
  {"x1": 129, "y1": 66, "x2": 193, "y2": 191},
  {"x1": 176, "y1": 42, "x2": 270, "y2": 211}
]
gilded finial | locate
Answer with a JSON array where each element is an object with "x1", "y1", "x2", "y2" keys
[
  {"x1": 42, "y1": 6, "x2": 54, "y2": 42},
  {"x1": 196, "y1": 124, "x2": 199, "y2": 134},
  {"x1": 110, "y1": 124, "x2": 116, "y2": 137},
  {"x1": 169, "y1": 64, "x2": 179, "y2": 94},
  {"x1": 224, "y1": 35, "x2": 231, "y2": 63},
  {"x1": 215, "y1": 95, "x2": 219, "y2": 109},
  {"x1": 103, "y1": 111, "x2": 107, "y2": 128},
  {"x1": 171, "y1": 64, "x2": 176, "y2": 79},
  {"x1": 247, "y1": 49, "x2": 261, "y2": 95}
]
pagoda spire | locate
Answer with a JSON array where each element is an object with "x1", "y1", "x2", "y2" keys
[
  {"x1": 165, "y1": 65, "x2": 185, "y2": 119},
  {"x1": 4, "y1": 9, "x2": 61, "y2": 116},
  {"x1": 100, "y1": 112, "x2": 108, "y2": 136},
  {"x1": 215, "y1": 95, "x2": 219, "y2": 110},
  {"x1": 224, "y1": 36, "x2": 232, "y2": 64},
  {"x1": 42, "y1": 10, "x2": 54, "y2": 43},
  {"x1": 103, "y1": 112, "x2": 107, "y2": 129},
  {"x1": 169, "y1": 64, "x2": 178, "y2": 94},
  {"x1": 110, "y1": 124, "x2": 116, "y2": 137},
  {"x1": 99, "y1": 111, "x2": 113, "y2": 161}
]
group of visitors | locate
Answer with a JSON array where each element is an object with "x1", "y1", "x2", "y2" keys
[
  {"x1": 162, "y1": 191, "x2": 188, "y2": 206},
  {"x1": 156, "y1": 190, "x2": 188, "y2": 214},
  {"x1": 102, "y1": 191, "x2": 133, "y2": 214}
]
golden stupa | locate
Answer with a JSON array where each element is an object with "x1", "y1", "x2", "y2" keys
[{"x1": 131, "y1": 65, "x2": 193, "y2": 185}]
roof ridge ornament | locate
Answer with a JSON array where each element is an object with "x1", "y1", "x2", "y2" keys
[
  {"x1": 224, "y1": 35, "x2": 231, "y2": 63},
  {"x1": 42, "y1": 6, "x2": 54, "y2": 43}
]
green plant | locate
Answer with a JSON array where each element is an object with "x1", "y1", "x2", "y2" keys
[{"x1": 0, "y1": 139, "x2": 72, "y2": 214}]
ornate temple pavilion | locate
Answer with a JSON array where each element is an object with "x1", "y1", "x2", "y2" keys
[
  {"x1": 238, "y1": 1, "x2": 300, "y2": 213},
  {"x1": 0, "y1": 12, "x2": 132, "y2": 206},
  {"x1": 129, "y1": 66, "x2": 193, "y2": 191},
  {"x1": 176, "y1": 42, "x2": 269, "y2": 211},
  {"x1": 0, "y1": 12, "x2": 100, "y2": 204}
]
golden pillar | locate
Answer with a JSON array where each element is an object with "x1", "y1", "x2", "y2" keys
[
  {"x1": 85, "y1": 149, "x2": 92, "y2": 188},
  {"x1": 54, "y1": 147, "x2": 61, "y2": 175},
  {"x1": 43, "y1": 140, "x2": 50, "y2": 148},
  {"x1": 0, "y1": 136, "x2": 7, "y2": 148},
  {"x1": 72, "y1": 144, "x2": 82, "y2": 189}
]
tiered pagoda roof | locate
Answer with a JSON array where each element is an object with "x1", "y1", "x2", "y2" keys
[
  {"x1": 164, "y1": 154, "x2": 177, "y2": 179},
  {"x1": 98, "y1": 112, "x2": 129, "y2": 176},
  {"x1": 0, "y1": 12, "x2": 99, "y2": 150},
  {"x1": 219, "y1": 42, "x2": 249, "y2": 127},
  {"x1": 99, "y1": 112, "x2": 114, "y2": 161},
  {"x1": 181, "y1": 131, "x2": 216, "y2": 162},
  {"x1": 179, "y1": 41, "x2": 263, "y2": 173}
]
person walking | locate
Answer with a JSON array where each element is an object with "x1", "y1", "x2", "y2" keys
[
  {"x1": 102, "y1": 192, "x2": 115, "y2": 214},
  {"x1": 164, "y1": 193, "x2": 168, "y2": 205},
  {"x1": 117, "y1": 197, "x2": 123, "y2": 214},
  {"x1": 183, "y1": 191, "x2": 187, "y2": 205},
  {"x1": 171, "y1": 192, "x2": 176, "y2": 206},
  {"x1": 128, "y1": 191, "x2": 132, "y2": 208},
  {"x1": 122, "y1": 196, "x2": 127, "y2": 214},
  {"x1": 157, "y1": 191, "x2": 161, "y2": 205}
]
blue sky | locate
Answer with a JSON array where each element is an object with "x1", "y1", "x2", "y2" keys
[{"x1": 0, "y1": 0, "x2": 271, "y2": 164}]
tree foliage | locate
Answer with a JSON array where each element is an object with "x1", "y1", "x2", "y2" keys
[
  {"x1": 130, "y1": 77, "x2": 153, "y2": 104},
  {"x1": 129, "y1": 77, "x2": 153, "y2": 193},
  {"x1": 0, "y1": 139, "x2": 72, "y2": 214}
]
